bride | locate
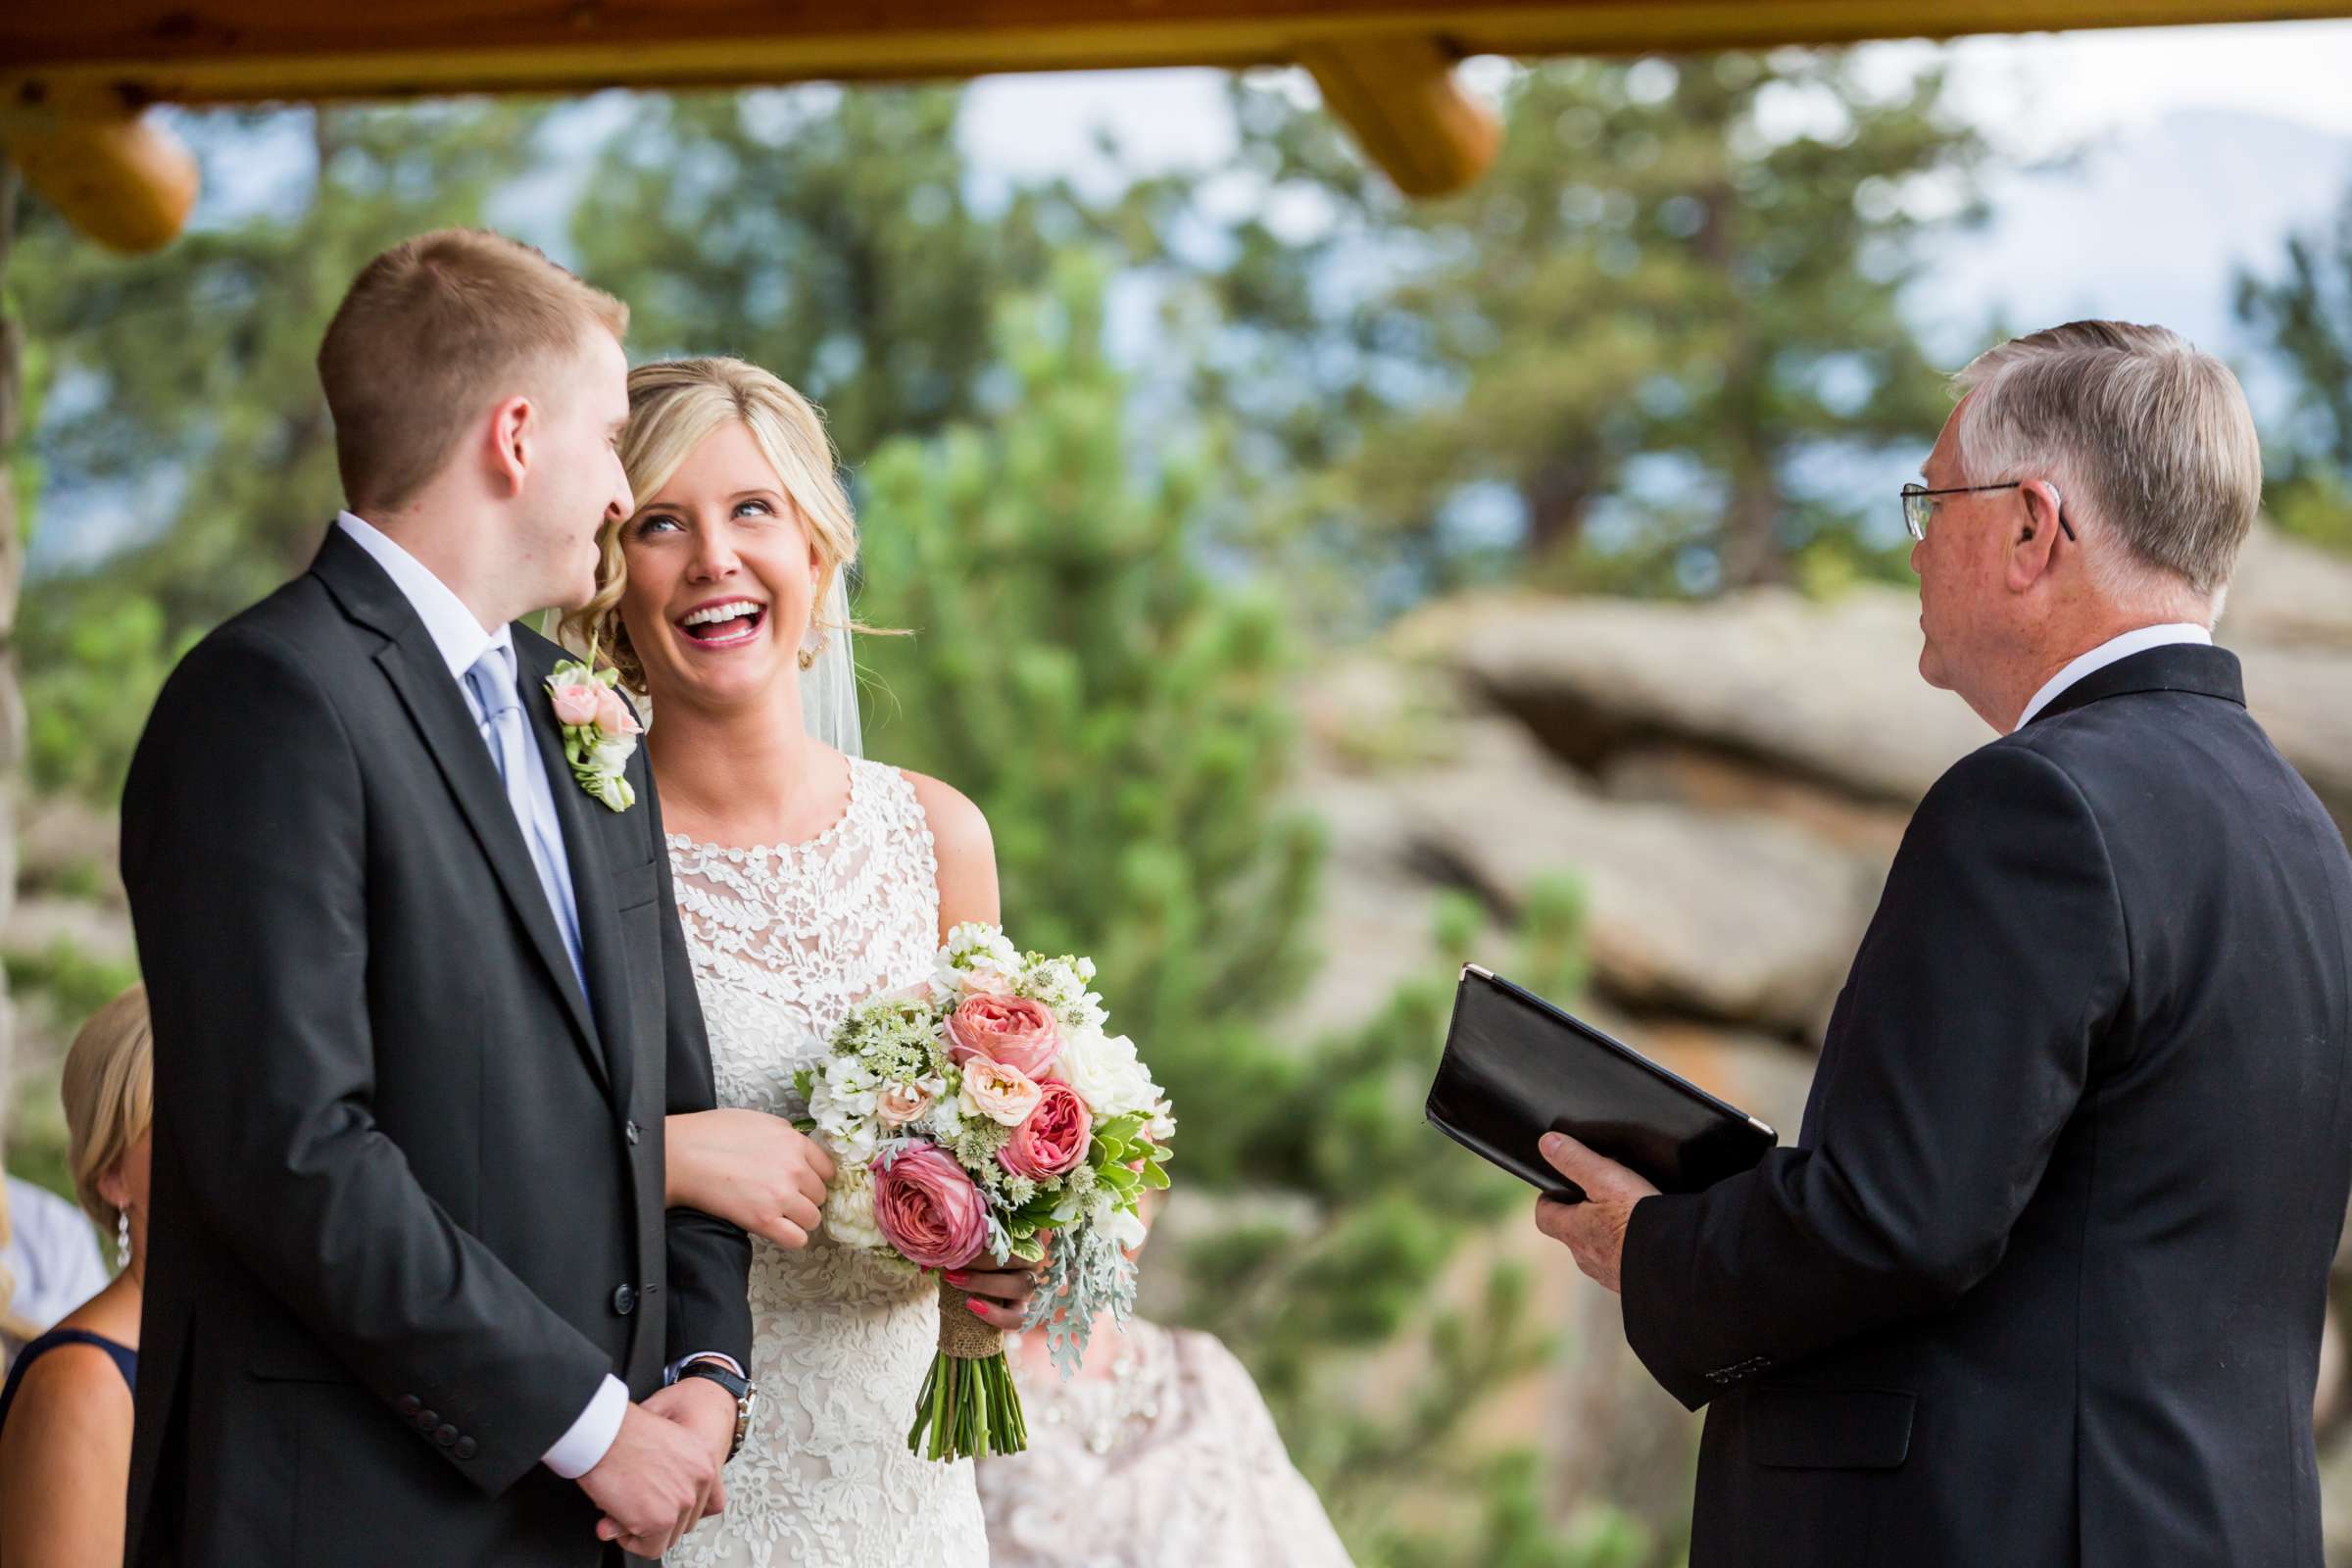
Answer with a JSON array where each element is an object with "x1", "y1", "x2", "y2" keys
[{"x1": 564, "y1": 356, "x2": 1037, "y2": 1566}]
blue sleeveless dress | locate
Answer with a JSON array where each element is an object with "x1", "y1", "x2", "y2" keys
[{"x1": 0, "y1": 1326, "x2": 136, "y2": 1435}]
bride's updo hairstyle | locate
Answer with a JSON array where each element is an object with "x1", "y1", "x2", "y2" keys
[{"x1": 565, "y1": 357, "x2": 862, "y2": 695}]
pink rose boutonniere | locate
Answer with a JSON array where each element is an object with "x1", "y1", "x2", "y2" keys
[{"x1": 546, "y1": 654, "x2": 640, "y2": 812}]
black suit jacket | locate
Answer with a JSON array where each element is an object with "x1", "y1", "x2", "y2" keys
[
  {"x1": 121, "y1": 526, "x2": 752, "y2": 1566},
  {"x1": 1621, "y1": 644, "x2": 2352, "y2": 1568}
]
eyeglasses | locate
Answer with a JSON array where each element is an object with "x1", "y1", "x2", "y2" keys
[{"x1": 1900, "y1": 481, "x2": 2077, "y2": 544}]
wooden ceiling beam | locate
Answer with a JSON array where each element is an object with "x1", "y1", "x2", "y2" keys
[{"x1": 8, "y1": 0, "x2": 2352, "y2": 108}]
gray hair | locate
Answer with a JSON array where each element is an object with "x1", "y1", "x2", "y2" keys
[{"x1": 1950, "y1": 321, "x2": 2261, "y2": 617}]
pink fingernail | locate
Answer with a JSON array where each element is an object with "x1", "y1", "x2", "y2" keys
[
  {"x1": 965, "y1": 1298, "x2": 989, "y2": 1318},
  {"x1": 944, "y1": 1270, "x2": 969, "y2": 1286}
]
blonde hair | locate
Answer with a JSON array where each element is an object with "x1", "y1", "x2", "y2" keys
[
  {"x1": 563, "y1": 357, "x2": 878, "y2": 693},
  {"x1": 318, "y1": 227, "x2": 629, "y2": 515},
  {"x1": 62, "y1": 985, "x2": 155, "y2": 1236}
]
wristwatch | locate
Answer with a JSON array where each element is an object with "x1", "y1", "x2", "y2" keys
[{"x1": 675, "y1": 1360, "x2": 757, "y2": 1462}]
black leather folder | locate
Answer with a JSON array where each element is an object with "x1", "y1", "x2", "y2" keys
[{"x1": 1427, "y1": 964, "x2": 1779, "y2": 1202}]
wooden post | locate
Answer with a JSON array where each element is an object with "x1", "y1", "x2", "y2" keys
[
  {"x1": 1, "y1": 86, "x2": 198, "y2": 256},
  {"x1": 1298, "y1": 36, "x2": 1502, "y2": 200}
]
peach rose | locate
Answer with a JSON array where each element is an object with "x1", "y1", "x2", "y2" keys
[
  {"x1": 959, "y1": 1055, "x2": 1045, "y2": 1127},
  {"x1": 592, "y1": 685, "x2": 643, "y2": 738},
  {"x1": 551, "y1": 682, "x2": 602, "y2": 727},
  {"x1": 876, "y1": 1081, "x2": 935, "y2": 1128},
  {"x1": 871, "y1": 1146, "x2": 990, "y2": 1271},
  {"x1": 946, "y1": 994, "x2": 1061, "y2": 1080},
  {"x1": 999, "y1": 1082, "x2": 1093, "y2": 1180}
]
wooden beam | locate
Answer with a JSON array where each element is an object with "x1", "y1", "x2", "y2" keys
[
  {"x1": 1301, "y1": 36, "x2": 1500, "y2": 198},
  {"x1": 1, "y1": 87, "x2": 198, "y2": 255},
  {"x1": 5, "y1": 0, "x2": 2351, "y2": 109}
]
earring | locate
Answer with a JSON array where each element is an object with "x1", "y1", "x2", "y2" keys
[
  {"x1": 117, "y1": 1208, "x2": 131, "y2": 1270},
  {"x1": 799, "y1": 632, "x2": 826, "y2": 672}
]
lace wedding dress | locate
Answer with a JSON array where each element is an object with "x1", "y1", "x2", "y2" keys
[{"x1": 664, "y1": 757, "x2": 989, "y2": 1568}]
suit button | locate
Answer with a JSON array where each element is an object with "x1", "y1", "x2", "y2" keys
[
  {"x1": 612, "y1": 1284, "x2": 637, "y2": 1316},
  {"x1": 625, "y1": 1118, "x2": 641, "y2": 1146},
  {"x1": 397, "y1": 1395, "x2": 421, "y2": 1417},
  {"x1": 434, "y1": 1424, "x2": 459, "y2": 1447},
  {"x1": 455, "y1": 1437, "x2": 478, "y2": 1460},
  {"x1": 416, "y1": 1408, "x2": 439, "y2": 1430}
]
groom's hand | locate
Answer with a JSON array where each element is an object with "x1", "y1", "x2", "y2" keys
[
  {"x1": 1532, "y1": 1132, "x2": 1659, "y2": 1295},
  {"x1": 643, "y1": 1377, "x2": 738, "y2": 1519},
  {"x1": 580, "y1": 1401, "x2": 722, "y2": 1557}
]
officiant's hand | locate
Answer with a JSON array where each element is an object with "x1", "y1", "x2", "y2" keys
[
  {"x1": 1532, "y1": 1132, "x2": 1659, "y2": 1295},
  {"x1": 665, "y1": 1107, "x2": 837, "y2": 1250},
  {"x1": 582, "y1": 1400, "x2": 723, "y2": 1557}
]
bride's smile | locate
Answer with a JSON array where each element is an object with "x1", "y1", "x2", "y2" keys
[{"x1": 616, "y1": 416, "x2": 823, "y2": 706}]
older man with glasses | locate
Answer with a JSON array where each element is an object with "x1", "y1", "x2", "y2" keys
[{"x1": 1533, "y1": 320, "x2": 2352, "y2": 1568}]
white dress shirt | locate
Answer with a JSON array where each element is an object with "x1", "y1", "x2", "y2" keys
[
  {"x1": 334, "y1": 512, "x2": 630, "y2": 1479},
  {"x1": 2015, "y1": 621, "x2": 2214, "y2": 730}
]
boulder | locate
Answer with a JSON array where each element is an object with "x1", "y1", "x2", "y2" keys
[
  {"x1": 1394, "y1": 720, "x2": 1878, "y2": 1038},
  {"x1": 2235, "y1": 642, "x2": 2352, "y2": 833},
  {"x1": 1403, "y1": 587, "x2": 1985, "y2": 807},
  {"x1": 2224, "y1": 522, "x2": 2352, "y2": 653}
]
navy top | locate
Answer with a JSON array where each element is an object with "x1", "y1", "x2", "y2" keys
[{"x1": 0, "y1": 1327, "x2": 137, "y2": 1437}]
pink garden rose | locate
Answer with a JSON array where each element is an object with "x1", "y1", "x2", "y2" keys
[
  {"x1": 946, "y1": 993, "x2": 1061, "y2": 1080},
  {"x1": 871, "y1": 1146, "x2": 990, "y2": 1271},
  {"x1": 999, "y1": 1082, "x2": 1093, "y2": 1180},
  {"x1": 592, "y1": 685, "x2": 643, "y2": 738},
  {"x1": 551, "y1": 682, "x2": 602, "y2": 727}
]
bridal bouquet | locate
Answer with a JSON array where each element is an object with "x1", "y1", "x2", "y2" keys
[{"x1": 796, "y1": 923, "x2": 1175, "y2": 1462}]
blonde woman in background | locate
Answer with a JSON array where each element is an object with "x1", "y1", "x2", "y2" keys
[
  {"x1": 0, "y1": 984, "x2": 153, "y2": 1567},
  {"x1": 564, "y1": 356, "x2": 1038, "y2": 1567}
]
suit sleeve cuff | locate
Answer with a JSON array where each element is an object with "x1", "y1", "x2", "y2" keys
[{"x1": 541, "y1": 1373, "x2": 629, "y2": 1479}]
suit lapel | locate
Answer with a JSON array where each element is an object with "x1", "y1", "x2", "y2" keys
[
  {"x1": 311, "y1": 528, "x2": 612, "y2": 1100},
  {"x1": 522, "y1": 655, "x2": 637, "y2": 1116}
]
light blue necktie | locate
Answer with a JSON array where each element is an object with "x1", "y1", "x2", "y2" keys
[{"x1": 464, "y1": 645, "x2": 591, "y2": 1004}]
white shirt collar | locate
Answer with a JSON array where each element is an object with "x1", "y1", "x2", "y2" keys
[
  {"x1": 2015, "y1": 621, "x2": 2213, "y2": 730},
  {"x1": 335, "y1": 511, "x2": 511, "y2": 684}
]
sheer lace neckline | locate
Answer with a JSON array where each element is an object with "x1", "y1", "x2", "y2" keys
[{"x1": 664, "y1": 753, "x2": 862, "y2": 860}]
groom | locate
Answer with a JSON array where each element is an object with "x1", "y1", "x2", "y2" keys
[
  {"x1": 1535, "y1": 322, "x2": 2352, "y2": 1565},
  {"x1": 122, "y1": 230, "x2": 751, "y2": 1564}
]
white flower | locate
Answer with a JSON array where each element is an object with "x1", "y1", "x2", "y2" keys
[
  {"x1": 1055, "y1": 1026, "x2": 1160, "y2": 1118},
  {"x1": 1102, "y1": 1203, "x2": 1149, "y2": 1252},
  {"x1": 822, "y1": 1162, "x2": 887, "y2": 1250}
]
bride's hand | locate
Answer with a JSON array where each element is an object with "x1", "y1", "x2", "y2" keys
[
  {"x1": 664, "y1": 1108, "x2": 838, "y2": 1250},
  {"x1": 946, "y1": 1248, "x2": 1048, "y2": 1333}
]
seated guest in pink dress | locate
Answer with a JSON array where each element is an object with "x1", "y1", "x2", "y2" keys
[
  {"x1": 0, "y1": 986, "x2": 153, "y2": 1568},
  {"x1": 977, "y1": 1192, "x2": 1355, "y2": 1567}
]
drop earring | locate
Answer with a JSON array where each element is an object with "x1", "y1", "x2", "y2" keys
[
  {"x1": 117, "y1": 1208, "x2": 131, "y2": 1270},
  {"x1": 799, "y1": 630, "x2": 826, "y2": 672}
]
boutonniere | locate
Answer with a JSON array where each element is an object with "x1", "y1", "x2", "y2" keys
[{"x1": 547, "y1": 639, "x2": 642, "y2": 812}]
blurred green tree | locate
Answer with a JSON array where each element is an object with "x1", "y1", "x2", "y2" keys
[
  {"x1": 15, "y1": 101, "x2": 556, "y2": 796},
  {"x1": 852, "y1": 258, "x2": 1614, "y2": 1562},
  {"x1": 1114, "y1": 52, "x2": 1984, "y2": 604},
  {"x1": 2236, "y1": 186, "x2": 2352, "y2": 555}
]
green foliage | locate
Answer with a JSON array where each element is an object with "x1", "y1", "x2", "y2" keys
[
  {"x1": 571, "y1": 87, "x2": 1077, "y2": 460},
  {"x1": 16, "y1": 101, "x2": 556, "y2": 798},
  {"x1": 1115, "y1": 53, "x2": 1983, "y2": 604},
  {"x1": 852, "y1": 255, "x2": 1323, "y2": 1169},
  {"x1": 2236, "y1": 187, "x2": 2352, "y2": 557}
]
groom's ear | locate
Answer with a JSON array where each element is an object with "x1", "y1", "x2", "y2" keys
[{"x1": 487, "y1": 394, "x2": 535, "y2": 498}]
